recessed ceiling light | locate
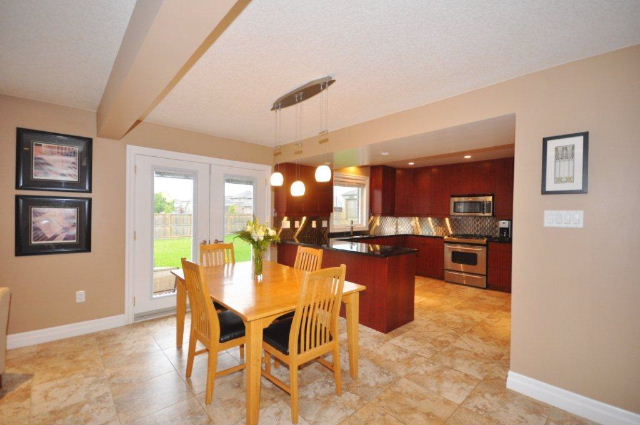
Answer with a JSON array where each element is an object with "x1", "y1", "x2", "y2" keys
[
  {"x1": 464, "y1": 155, "x2": 472, "y2": 159},
  {"x1": 380, "y1": 152, "x2": 389, "y2": 156},
  {"x1": 408, "y1": 162, "x2": 415, "y2": 165}
]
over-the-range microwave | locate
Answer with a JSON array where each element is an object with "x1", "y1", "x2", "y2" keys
[{"x1": 450, "y1": 194, "x2": 494, "y2": 217}]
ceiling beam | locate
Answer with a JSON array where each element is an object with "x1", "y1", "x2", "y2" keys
[{"x1": 97, "y1": 0, "x2": 250, "y2": 139}]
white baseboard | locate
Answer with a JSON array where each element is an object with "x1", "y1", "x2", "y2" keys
[
  {"x1": 7, "y1": 314, "x2": 128, "y2": 350},
  {"x1": 507, "y1": 371, "x2": 640, "y2": 425}
]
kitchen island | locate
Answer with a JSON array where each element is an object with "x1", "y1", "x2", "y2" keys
[{"x1": 277, "y1": 238, "x2": 417, "y2": 333}]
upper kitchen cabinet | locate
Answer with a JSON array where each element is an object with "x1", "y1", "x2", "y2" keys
[
  {"x1": 369, "y1": 165, "x2": 396, "y2": 215},
  {"x1": 394, "y1": 168, "x2": 416, "y2": 216},
  {"x1": 493, "y1": 157, "x2": 514, "y2": 219},
  {"x1": 273, "y1": 163, "x2": 333, "y2": 216}
]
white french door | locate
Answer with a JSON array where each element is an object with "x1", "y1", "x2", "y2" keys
[
  {"x1": 132, "y1": 154, "x2": 210, "y2": 316},
  {"x1": 129, "y1": 148, "x2": 270, "y2": 318}
]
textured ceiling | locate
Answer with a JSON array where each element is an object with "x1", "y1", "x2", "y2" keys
[
  {"x1": 0, "y1": 0, "x2": 136, "y2": 110},
  {"x1": 147, "y1": 0, "x2": 640, "y2": 146}
]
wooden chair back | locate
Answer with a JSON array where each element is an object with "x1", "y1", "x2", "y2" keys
[
  {"x1": 181, "y1": 258, "x2": 220, "y2": 345},
  {"x1": 293, "y1": 246, "x2": 323, "y2": 272},
  {"x1": 200, "y1": 243, "x2": 235, "y2": 267},
  {"x1": 289, "y1": 265, "x2": 346, "y2": 357}
]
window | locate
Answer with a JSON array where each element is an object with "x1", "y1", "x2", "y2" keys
[{"x1": 331, "y1": 172, "x2": 369, "y2": 231}]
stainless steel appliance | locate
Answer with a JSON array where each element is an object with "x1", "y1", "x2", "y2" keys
[
  {"x1": 498, "y1": 220, "x2": 512, "y2": 238},
  {"x1": 450, "y1": 195, "x2": 494, "y2": 217},
  {"x1": 444, "y1": 235, "x2": 488, "y2": 288}
]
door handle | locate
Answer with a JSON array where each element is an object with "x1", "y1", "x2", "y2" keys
[{"x1": 201, "y1": 239, "x2": 210, "y2": 245}]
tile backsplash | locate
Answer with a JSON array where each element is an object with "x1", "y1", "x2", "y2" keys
[{"x1": 372, "y1": 215, "x2": 501, "y2": 237}]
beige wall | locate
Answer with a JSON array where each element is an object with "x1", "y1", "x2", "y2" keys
[
  {"x1": 279, "y1": 46, "x2": 640, "y2": 413},
  {"x1": 0, "y1": 95, "x2": 272, "y2": 335}
]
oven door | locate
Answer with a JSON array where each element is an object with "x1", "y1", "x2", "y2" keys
[{"x1": 444, "y1": 243, "x2": 487, "y2": 275}]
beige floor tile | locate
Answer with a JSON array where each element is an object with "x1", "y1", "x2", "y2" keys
[
  {"x1": 339, "y1": 403, "x2": 406, "y2": 425},
  {"x1": 103, "y1": 349, "x2": 177, "y2": 385},
  {"x1": 129, "y1": 396, "x2": 212, "y2": 425},
  {"x1": 374, "y1": 377, "x2": 458, "y2": 425},
  {"x1": 111, "y1": 370, "x2": 193, "y2": 423},
  {"x1": 30, "y1": 373, "x2": 117, "y2": 425},
  {"x1": 461, "y1": 377, "x2": 552, "y2": 425},
  {"x1": 544, "y1": 407, "x2": 599, "y2": 425},
  {"x1": 430, "y1": 345, "x2": 509, "y2": 380},
  {"x1": 445, "y1": 406, "x2": 499, "y2": 425},
  {"x1": 405, "y1": 358, "x2": 480, "y2": 404}
]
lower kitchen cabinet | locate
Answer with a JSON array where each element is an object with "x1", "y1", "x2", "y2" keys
[
  {"x1": 405, "y1": 236, "x2": 444, "y2": 279},
  {"x1": 488, "y1": 242, "x2": 512, "y2": 292}
]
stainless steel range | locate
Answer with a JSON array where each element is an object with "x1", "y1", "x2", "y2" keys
[{"x1": 443, "y1": 234, "x2": 488, "y2": 288}]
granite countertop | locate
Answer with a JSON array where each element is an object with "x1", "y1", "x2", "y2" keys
[{"x1": 280, "y1": 239, "x2": 418, "y2": 258}]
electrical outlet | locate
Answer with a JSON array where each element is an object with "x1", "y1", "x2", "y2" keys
[
  {"x1": 294, "y1": 220, "x2": 300, "y2": 228},
  {"x1": 322, "y1": 220, "x2": 328, "y2": 228},
  {"x1": 282, "y1": 220, "x2": 290, "y2": 229},
  {"x1": 311, "y1": 220, "x2": 317, "y2": 228},
  {"x1": 76, "y1": 290, "x2": 86, "y2": 303},
  {"x1": 544, "y1": 210, "x2": 584, "y2": 228}
]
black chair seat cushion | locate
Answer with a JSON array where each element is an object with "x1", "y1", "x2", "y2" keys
[
  {"x1": 218, "y1": 310, "x2": 245, "y2": 343},
  {"x1": 213, "y1": 301, "x2": 227, "y2": 311},
  {"x1": 263, "y1": 317, "x2": 335, "y2": 355},
  {"x1": 263, "y1": 317, "x2": 293, "y2": 354}
]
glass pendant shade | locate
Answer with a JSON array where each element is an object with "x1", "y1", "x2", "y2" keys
[
  {"x1": 290, "y1": 180, "x2": 306, "y2": 197},
  {"x1": 314, "y1": 165, "x2": 332, "y2": 182},
  {"x1": 270, "y1": 171, "x2": 284, "y2": 186}
]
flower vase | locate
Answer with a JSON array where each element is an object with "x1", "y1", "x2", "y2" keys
[{"x1": 252, "y1": 247, "x2": 264, "y2": 278}]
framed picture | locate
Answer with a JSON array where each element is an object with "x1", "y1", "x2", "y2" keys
[
  {"x1": 542, "y1": 132, "x2": 589, "y2": 194},
  {"x1": 16, "y1": 128, "x2": 92, "y2": 192},
  {"x1": 15, "y1": 195, "x2": 91, "y2": 256}
]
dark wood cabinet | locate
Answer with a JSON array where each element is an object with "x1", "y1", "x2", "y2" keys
[
  {"x1": 488, "y1": 241, "x2": 512, "y2": 292},
  {"x1": 493, "y1": 158, "x2": 514, "y2": 219},
  {"x1": 405, "y1": 236, "x2": 444, "y2": 279},
  {"x1": 369, "y1": 166, "x2": 396, "y2": 215},
  {"x1": 273, "y1": 163, "x2": 333, "y2": 216},
  {"x1": 394, "y1": 168, "x2": 416, "y2": 216}
]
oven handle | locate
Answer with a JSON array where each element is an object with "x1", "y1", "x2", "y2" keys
[{"x1": 445, "y1": 244, "x2": 485, "y2": 251}]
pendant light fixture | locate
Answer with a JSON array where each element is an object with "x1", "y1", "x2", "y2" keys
[
  {"x1": 269, "y1": 76, "x2": 336, "y2": 193},
  {"x1": 270, "y1": 106, "x2": 283, "y2": 187},
  {"x1": 290, "y1": 94, "x2": 305, "y2": 197},
  {"x1": 314, "y1": 82, "x2": 332, "y2": 182}
]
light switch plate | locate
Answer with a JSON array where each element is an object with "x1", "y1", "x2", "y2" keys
[
  {"x1": 311, "y1": 221, "x2": 317, "y2": 228},
  {"x1": 544, "y1": 210, "x2": 584, "y2": 228},
  {"x1": 281, "y1": 220, "x2": 290, "y2": 229},
  {"x1": 76, "y1": 290, "x2": 86, "y2": 303},
  {"x1": 294, "y1": 221, "x2": 300, "y2": 228},
  {"x1": 322, "y1": 220, "x2": 328, "y2": 228}
]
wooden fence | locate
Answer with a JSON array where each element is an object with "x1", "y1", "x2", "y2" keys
[{"x1": 154, "y1": 213, "x2": 253, "y2": 239}]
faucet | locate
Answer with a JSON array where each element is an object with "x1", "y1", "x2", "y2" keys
[{"x1": 350, "y1": 220, "x2": 354, "y2": 236}]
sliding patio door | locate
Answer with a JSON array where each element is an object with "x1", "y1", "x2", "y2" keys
[{"x1": 129, "y1": 149, "x2": 270, "y2": 319}]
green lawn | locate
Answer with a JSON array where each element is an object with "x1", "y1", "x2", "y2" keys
[{"x1": 154, "y1": 235, "x2": 252, "y2": 268}]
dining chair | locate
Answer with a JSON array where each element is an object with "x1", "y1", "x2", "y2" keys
[
  {"x1": 200, "y1": 242, "x2": 236, "y2": 312},
  {"x1": 293, "y1": 246, "x2": 323, "y2": 272},
  {"x1": 181, "y1": 258, "x2": 246, "y2": 404},
  {"x1": 200, "y1": 242, "x2": 236, "y2": 266},
  {"x1": 261, "y1": 265, "x2": 346, "y2": 424}
]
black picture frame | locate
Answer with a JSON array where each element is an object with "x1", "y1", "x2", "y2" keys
[
  {"x1": 541, "y1": 131, "x2": 589, "y2": 194},
  {"x1": 15, "y1": 195, "x2": 92, "y2": 256},
  {"x1": 16, "y1": 127, "x2": 92, "y2": 192}
]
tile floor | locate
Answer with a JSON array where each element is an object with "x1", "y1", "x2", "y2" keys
[{"x1": 0, "y1": 277, "x2": 596, "y2": 425}]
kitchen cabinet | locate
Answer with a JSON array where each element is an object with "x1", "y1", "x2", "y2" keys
[
  {"x1": 488, "y1": 241, "x2": 512, "y2": 292},
  {"x1": 369, "y1": 166, "x2": 396, "y2": 215},
  {"x1": 405, "y1": 236, "x2": 444, "y2": 279},
  {"x1": 394, "y1": 168, "x2": 416, "y2": 216},
  {"x1": 273, "y1": 163, "x2": 333, "y2": 216}
]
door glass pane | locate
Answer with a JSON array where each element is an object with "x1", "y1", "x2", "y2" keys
[
  {"x1": 224, "y1": 177, "x2": 255, "y2": 262},
  {"x1": 153, "y1": 171, "x2": 194, "y2": 296}
]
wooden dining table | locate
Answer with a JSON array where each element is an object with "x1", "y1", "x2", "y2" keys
[{"x1": 171, "y1": 260, "x2": 366, "y2": 425}]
